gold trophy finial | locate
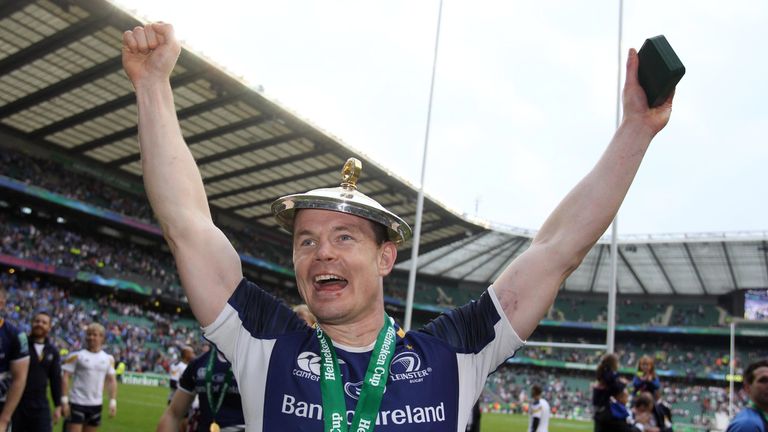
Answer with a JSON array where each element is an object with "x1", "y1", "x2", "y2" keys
[{"x1": 340, "y1": 157, "x2": 362, "y2": 191}]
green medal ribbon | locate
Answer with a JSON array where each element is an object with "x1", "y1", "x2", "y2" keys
[
  {"x1": 205, "y1": 351, "x2": 233, "y2": 425},
  {"x1": 316, "y1": 315, "x2": 397, "y2": 432}
]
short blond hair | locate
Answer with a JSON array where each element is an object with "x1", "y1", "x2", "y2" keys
[{"x1": 86, "y1": 323, "x2": 106, "y2": 335}]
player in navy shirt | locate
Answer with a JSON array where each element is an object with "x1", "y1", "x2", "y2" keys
[
  {"x1": 726, "y1": 360, "x2": 768, "y2": 432},
  {"x1": 158, "y1": 348, "x2": 245, "y2": 432},
  {"x1": 13, "y1": 310, "x2": 62, "y2": 432},
  {"x1": 124, "y1": 21, "x2": 675, "y2": 431},
  {"x1": 0, "y1": 287, "x2": 30, "y2": 432}
]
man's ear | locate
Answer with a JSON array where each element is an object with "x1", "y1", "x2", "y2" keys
[{"x1": 378, "y1": 242, "x2": 398, "y2": 276}]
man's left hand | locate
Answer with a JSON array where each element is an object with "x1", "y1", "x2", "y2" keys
[{"x1": 53, "y1": 406, "x2": 63, "y2": 423}]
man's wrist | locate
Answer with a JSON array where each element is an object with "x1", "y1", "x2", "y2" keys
[
  {"x1": 109, "y1": 398, "x2": 117, "y2": 409},
  {"x1": 61, "y1": 396, "x2": 69, "y2": 404}
]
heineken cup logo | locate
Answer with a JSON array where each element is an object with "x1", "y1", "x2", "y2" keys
[
  {"x1": 369, "y1": 326, "x2": 395, "y2": 387},
  {"x1": 318, "y1": 330, "x2": 336, "y2": 381},
  {"x1": 329, "y1": 411, "x2": 344, "y2": 432}
]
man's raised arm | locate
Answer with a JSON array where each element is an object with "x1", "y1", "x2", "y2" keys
[
  {"x1": 494, "y1": 48, "x2": 675, "y2": 340},
  {"x1": 122, "y1": 23, "x2": 242, "y2": 326}
]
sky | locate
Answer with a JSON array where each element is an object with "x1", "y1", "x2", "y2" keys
[{"x1": 113, "y1": 0, "x2": 768, "y2": 236}]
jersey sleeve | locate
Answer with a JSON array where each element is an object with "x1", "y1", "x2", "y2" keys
[
  {"x1": 107, "y1": 355, "x2": 116, "y2": 376},
  {"x1": 178, "y1": 357, "x2": 197, "y2": 394},
  {"x1": 420, "y1": 286, "x2": 524, "y2": 422},
  {"x1": 203, "y1": 278, "x2": 307, "y2": 362},
  {"x1": 61, "y1": 352, "x2": 78, "y2": 374},
  {"x1": 420, "y1": 285, "x2": 523, "y2": 360},
  {"x1": 9, "y1": 325, "x2": 29, "y2": 361}
]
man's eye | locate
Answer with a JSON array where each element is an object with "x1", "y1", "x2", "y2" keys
[
  {"x1": 300, "y1": 239, "x2": 315, "y2": 246},
  {"x1": 339, "y1": 234, "x2": 353, "y2": 241}
]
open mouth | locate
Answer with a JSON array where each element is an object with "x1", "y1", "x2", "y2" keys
[{"x1": 314, "y1": 274, "x2": 348, "y2": 290}]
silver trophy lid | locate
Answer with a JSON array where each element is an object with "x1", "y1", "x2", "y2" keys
[{"x1": 271, "y1": 158, "x2": 412, "y2": 245}]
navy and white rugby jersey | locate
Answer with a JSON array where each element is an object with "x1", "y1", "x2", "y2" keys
[
  {"x1": 204, "y1": 278, "x2": 523, "y2": 431},
  {"x1": 178, "y1": 350, "x2": 245, "y2": 431},
  {"x1": 0, "y1": 318, "x2": 29, "y2": 403}
]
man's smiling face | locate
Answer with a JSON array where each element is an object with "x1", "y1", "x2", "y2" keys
[{"x1": 292, "y1": 209, "x2": 396, "y2": 326}]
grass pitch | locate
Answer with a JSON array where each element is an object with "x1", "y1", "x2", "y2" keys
[
  {"x1": 481, "y1": 412, "x2": 592, "y2": 431},
  {"x1": 68, "y1": 383, "x2": 168, "y2": 432}
]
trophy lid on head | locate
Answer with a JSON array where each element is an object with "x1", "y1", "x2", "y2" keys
[{"x1": 271, "y1": 158, "x2": 412, "y2": 245}]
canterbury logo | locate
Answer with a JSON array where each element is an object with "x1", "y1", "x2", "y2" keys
[{"x1": 296, "y1": 352, "x2": 322, "y2": 376}]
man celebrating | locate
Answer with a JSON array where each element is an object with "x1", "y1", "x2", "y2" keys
[
  {"x1": 13, "y1": 311, "x2": 62, "y2": 432},
  {"x1": 122, "y1": 22, "x2": 674, "y2": 431},
  {"x1": 726, "y1": 359, "x2": 768, "y2": 432},
  {"x1": 61, "y1": 324, "x2": 117, "y2": 432},
  {"x1": 0, "y1": 288, "x2": 29, "y2": 432}
]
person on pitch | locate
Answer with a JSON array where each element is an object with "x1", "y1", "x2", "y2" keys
[
  {"x1": 158, "y1": 347, "x2": 245, "y2": 432},
  {"x1": 726, "y1": 359, "x2": 768, "y2": 432},
  {"x1": 12, "y1": 310, "x2": 63, "y2": 432},
  {"x1": 122, "y1": 22, "x2": 675, "y2": 431},
  {"x1": 168, "y1": 345, "x2": 195, "y2": 403},
  {"x1": 0, "y1": 288, "x2": 29, "y2": 432},
  {"x1": 60, "y1": 323, "x2": 117, "y2": 432}
]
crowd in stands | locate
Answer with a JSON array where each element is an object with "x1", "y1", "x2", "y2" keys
[
  {"x1": 482, "y1": 364, "x2": 749, "y2": 428},
  {"x1": 518, "y1": 335, "x2": 768, "y2": 377},
  {"x1": 551, "y1": 296, "x2": 723, "y2": 327},
  {"x1": 0, "y1": 208, "x2": 182, "y2": 297},
  {"x1": 1, "y1": 271, "x2": 203, "y2": 373},
  {"x1": 483, "y1": 365, "x2": 592, "y2": 420},
  {"x1": 0, "y1": 151, "x2": 155, "y2": 223},
  {"x1": 0, "y1": 148, "x2": 293, "y2": 270}
]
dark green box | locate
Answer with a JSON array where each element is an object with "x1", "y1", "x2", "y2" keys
[{"x1": 637, "y1": 35, "x2": 685, "y2": 107}]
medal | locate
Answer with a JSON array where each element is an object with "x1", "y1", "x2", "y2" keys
[{"x1": 205, "y1": 352, "x2": 233, "y2": 432}]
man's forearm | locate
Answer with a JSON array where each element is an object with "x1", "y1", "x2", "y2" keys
[
  {"x1": 108, "y1": 375, "x2": 118, "y2": 400},
  {"x1": 496, "y1": 119, "x2": 656, "y2": 338},
  {"x1": 156, "y1": 412, "x2": 181, "y2": 432},
  {"x1": 136, "y1": 80, "x2": 213, "y2": 234},
  {"x1": 61, "y1": 372, "x2": 69, "y2": 402},
  {"x1": 0, "y1": 374, "x2": 27, "y2": 422},
  {"x1": 50, "y1": 355, "x2": 63, "y2": 405},
  {"x1": 534, "y1": 118, "x2": 654, "y2": 261}
]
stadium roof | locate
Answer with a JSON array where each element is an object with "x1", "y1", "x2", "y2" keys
[{"x1": 1, "y1": 0, "x2": 767, "y2": 296}]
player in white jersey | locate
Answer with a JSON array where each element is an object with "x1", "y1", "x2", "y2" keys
[
  {"x1": 168, "y1": 345, "x2": 194, "y2": 403},
  {"x1": 60, "y1": 323, "x2": 117, "y2": 432},
  {"x1": 529, "y1": 384, "x2": 551, "y2": 432}
]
